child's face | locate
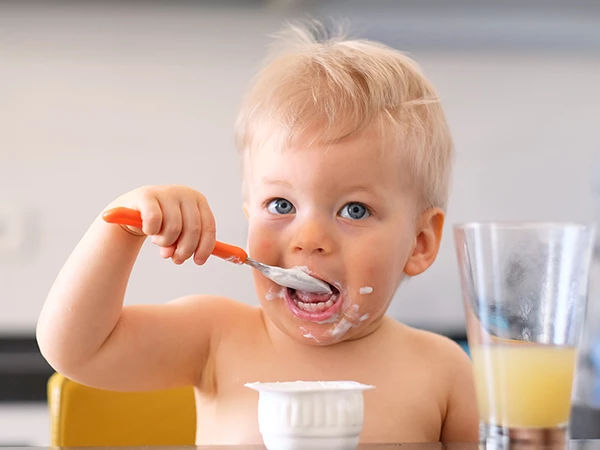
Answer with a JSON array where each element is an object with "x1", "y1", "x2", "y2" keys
[{"x1": 244, "y1": 125, "x2": 427, "y2": 345}]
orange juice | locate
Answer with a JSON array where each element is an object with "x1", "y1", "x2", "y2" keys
[{"x1": 471, "y1": 344, "x2": 577, "y2": 428}]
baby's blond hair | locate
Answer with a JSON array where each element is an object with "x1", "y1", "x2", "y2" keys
[{"x1": 235, "y1": 21, "x2": 453, "y2": 210}]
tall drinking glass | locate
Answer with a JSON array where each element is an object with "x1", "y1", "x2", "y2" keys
[{"x1": 454, "y1": 223, "x2": 595, "y2": 446}]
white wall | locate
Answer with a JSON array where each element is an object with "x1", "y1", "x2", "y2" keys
[{"x1": 1, "y1": 1, "x2": 599, "y2": 335}]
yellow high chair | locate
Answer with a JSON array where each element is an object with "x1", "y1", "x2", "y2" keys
[{"x1": 47, "y1": 372, "x2": 196, "y2": 446}]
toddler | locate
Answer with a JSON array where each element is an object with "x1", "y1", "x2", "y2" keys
[{"x1": 37, "y1": 23, "x2": 478, "y2": 443}]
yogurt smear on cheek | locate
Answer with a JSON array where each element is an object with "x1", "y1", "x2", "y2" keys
[{"x1": 265, "y1": 287, "x2": 286, "y2": 301}]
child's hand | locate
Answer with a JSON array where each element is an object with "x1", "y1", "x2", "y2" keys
[{"x1": 116, "y1": 185, "x2": 216, "y2": 265}]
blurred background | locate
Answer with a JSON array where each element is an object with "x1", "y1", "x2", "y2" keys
[{"x1": 1, "y1": 0, "x2": 599, "y2": 444}]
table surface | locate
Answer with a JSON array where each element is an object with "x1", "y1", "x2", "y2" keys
[{"x1": 2, "y1": 442, "x2": 599, "y2": 450}]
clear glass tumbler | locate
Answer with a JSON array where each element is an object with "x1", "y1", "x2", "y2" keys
[{"x1": 454, "y1": 222, "x2": 595, "y2": 447}]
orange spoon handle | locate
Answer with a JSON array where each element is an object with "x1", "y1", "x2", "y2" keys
[
  {"x1": 103, "y1": 206, "x2": 143, "y2": 228},
  {"x1": 102, "y1": 207, "x2": 248, "y2": 263}
]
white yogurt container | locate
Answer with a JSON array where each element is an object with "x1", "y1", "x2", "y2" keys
[{"x1": 245, "y1": 380, "x2": 374, "y2": 450}]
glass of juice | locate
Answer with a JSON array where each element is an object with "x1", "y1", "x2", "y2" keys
[{"x1": 454, "y1": 222, "x2": 595, "y2": 446}]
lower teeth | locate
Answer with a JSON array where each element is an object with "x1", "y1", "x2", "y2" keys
[{"x1": 295, "y1": 299, "x2": 334, "y2": 312}]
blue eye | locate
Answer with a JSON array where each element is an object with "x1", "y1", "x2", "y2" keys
[
  {"x1": 340, "y1": 202, "x2": 370, "y2": 220},
  {"x1": 267, "y1": 198, "x2": 295, "y2": 215}
]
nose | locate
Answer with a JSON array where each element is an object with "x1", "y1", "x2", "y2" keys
[{"x1": 290, "y1": 216, "x2": 333, "y2": 256}]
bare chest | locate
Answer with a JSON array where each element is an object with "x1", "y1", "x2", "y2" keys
[{"x1": 193, "y1": 348, "x2": 444, "y2": 444}]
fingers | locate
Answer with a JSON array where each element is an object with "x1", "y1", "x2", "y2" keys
[
  {"x1": 150, "y1": 197, "x2": 182, "y2": 249},
  {"x1": 193, "y1": 196, "x2": 216, "y2": 265},
  {"x1": 159, "y1": 245, "x2": 176, "y2": 259},
  {"x1": 139, "y1": 195, "x2": 163, "y2": 236},
  {"x1": 132, "y1": 186, "x2": 216, "y2": 266},
  {"x1": 171, "y1": 200, "x2": 201, "y2": 264}
]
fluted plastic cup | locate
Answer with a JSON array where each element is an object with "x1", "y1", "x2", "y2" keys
[
  {"x1": 454, "y1": 222, "x2": 595, "y2": 447},
  {"x1": 245, "y1": 381, "x2": 373, "y2": 450}
]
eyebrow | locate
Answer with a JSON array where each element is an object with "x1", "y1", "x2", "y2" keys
[
  {"x1": 344, "y1": 185, "x2": 376, "y2": 193},
  {"x1": 262, "y1": 177, "x2": 378, "y2": 195},
  {"x1": 261, "y1": 177, "x2": 293, "y2": 187}
]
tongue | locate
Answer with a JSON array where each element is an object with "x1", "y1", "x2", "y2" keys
[{"x1": 295, "y1": 290, "x2": 334, "y2": 303}]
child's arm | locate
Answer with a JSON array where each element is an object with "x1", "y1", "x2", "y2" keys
[
  {"x1": 36, "y1": 185, "x2": 218, "y2": 391},
  {"x1": 440, "y1": 343, "x2": 479, "y2": 441}
]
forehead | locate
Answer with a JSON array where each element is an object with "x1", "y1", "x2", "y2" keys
[
  {"x1": 248, "y1": 121, "x2": 395, "y2": 163},
  {"x1": 245, "y1": 124, "x2": 411, "y2": 193}
]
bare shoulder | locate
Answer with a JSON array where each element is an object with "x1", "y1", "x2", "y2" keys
[
  {"x1": 408, "y1": 326, "x2": 469, "y2": 364},
  {"x1": 165, "y1": 294, "x2": 263, "y2": 335},
  {"x1": 389, "y1": 322, "x2": 478, "y2": 441},
  {"x1": 389, "y1": 323, "x2": 478, "y2": 441},
  {"x1": 163, "y1": 294, "x2": 267, "y2": 394},
  {"x1": 359, "y1": 318, "x2": 477, "y2": 441},
  {"x1": 168, "y1": 294, "x2": 257, "y2": 316},
  {"x1": 384, "y1": 319, "x2": 470, "y2": 369}
]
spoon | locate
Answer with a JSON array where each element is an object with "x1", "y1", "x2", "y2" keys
[{"x1": 102, "y1": 207, "x2": 332, "y2": 294}]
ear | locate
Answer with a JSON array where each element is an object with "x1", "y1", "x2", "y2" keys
[{"x1": 403, "y1": 207, "x2": 445, "y2": 276}]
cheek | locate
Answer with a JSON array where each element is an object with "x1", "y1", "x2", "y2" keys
[
  {"x1": 363, "y1": 226, "x2": 413, "y2": 273},
  {"x1": 346, "y1": 235, "x2": 409, "y2": 303},
  {"x1": 248, "y1": 222, "x2": 278, "y2": 257},
  {"x1": 355, "y1": 237, "x2": 403, "y2": 278}
]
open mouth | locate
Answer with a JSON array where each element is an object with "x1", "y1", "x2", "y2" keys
[{"x1": 284, "y1": 280, "x2": 342, "y2": 321}]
